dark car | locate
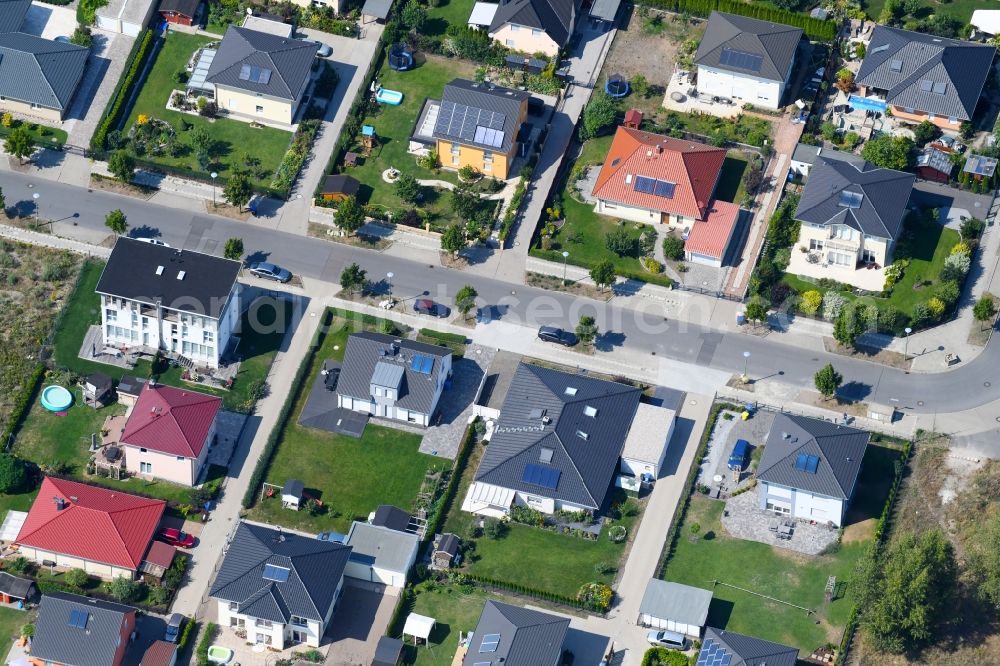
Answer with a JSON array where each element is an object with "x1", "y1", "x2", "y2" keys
[
  {"x1": 165, "y1": 613, "x2": 185, "y2": 643},
  {"x1": 158, "y1": 527, "x2": 195, "y2": 548},
  {"x1": 537, "y1": 325, "x2": 577, "y2": 346},
  {"x1": 249, "y1": 262, "x2": 292, "y2": 283},
  {"x1": 728, "y1": 439, "x2": 751, "y2": 471},
  {"x1": 413, "y1": 298, "x2": 450, "y2": 318}
]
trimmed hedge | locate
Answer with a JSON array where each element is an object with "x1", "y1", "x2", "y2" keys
[
  {"x1": 463, "y1": 573, "x2": 606, "y2": 612},
  {"x1": 639, "y1": 0, "x2": 836, "y2": 41},
  {"x1": 421, "y1": 423, "x2": 477, "y2": 548},
  {"x1": 195, "y1": 623, "x2": 217, "y2": 666},
  {"x1": 499, "y1": 171, "x2": 530, "y2": 242},
  {"x1": 90, "y1": 29, "x2": 155, "y2": 154},
  {"x1": 1, "y1": 364, "x2": 45, "y2": 452},
  {"x1": 418, "y1": 328, "x2": 468, "y2": 345},
  {"x1": 385, "y1": 586, "x2": 415, "y2": 637}
]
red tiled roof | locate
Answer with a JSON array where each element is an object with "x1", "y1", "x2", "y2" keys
[
  {"x1": 624, "y1": 108, "x2": 643, "y2": 124},
  {"x1": 144, "y1": 540, "x2": 176, "y2": 570},
  {"x1": 592, "y1": 126, "x2": 727, "y2": 220},
  {"x1": 16, "y1": 477, "x2": 165, "y2": 570},
  {"x1": 121, "y1": 383, "x2": 221, "y2": 459},
  {"x1": 684, "y1": 200, "x2": 742, "y2": 260},
  {"x1": 140, "y1": 640, "x2": 178, "y2": 666}
]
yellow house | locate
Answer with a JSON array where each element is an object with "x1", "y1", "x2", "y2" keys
[
  {"x1": 205, "y1": 25, "x2": 318, "y2": 126},
  {"x1": 431, "y1": 79, "x2": 530, "y2": 180},
  {"x1": 486, "y1": 0, "x2": 579, "y2": 57}
]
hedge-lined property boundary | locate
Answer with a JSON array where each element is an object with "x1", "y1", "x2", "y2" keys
[
  {"x1": 90, "y1": 29, "x2": 155, "y2": 154},
  {"x1": 421, "y1": 424, "x2": 477, "y2": 548},
  {"x1": 462, "y1": 573, "x2": 606, "y2": 612},
  {"x1": 638, "y1": 0, "x2": 836, "y2": 41}
]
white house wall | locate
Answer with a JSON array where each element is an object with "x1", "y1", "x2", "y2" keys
[
  {"x1": 759, "y1": 481, "x2": 846, "y2": 526},
  {"x1": 697, "y1": 65, "x2": 784, "y2": 109},
  {"x1": 595, "y1": 199, "x2": 660, "y2": 224},
  {"x1": 639, "y1": 614, "x2": 701, "y2": 638},
  {"x1": 344, "y1": 561, "x2": 407, "y2": 587}
]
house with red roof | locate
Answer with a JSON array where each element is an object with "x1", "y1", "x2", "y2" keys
[
  {"x1": 16, "y1": 477, "x2": 166, "y2": 579},
  {"x1": 121, "y1": 383, "x2": 222, "y2": 487},
  {"x1": 591, "y1": 126, "x2": 743, "y2": 267}
]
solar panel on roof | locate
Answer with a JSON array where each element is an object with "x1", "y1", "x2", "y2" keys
[
  {"x1": 653, "y1": 180, "x2": 676, "y2": 198},
  {"x1": 257, "y1": 68, "x2": 272, "y2": 84},
  {"x1": 239, "y1": 64, "x2": 252, "y2": 80},
  {"x1": 838, "y1": 191, "x2": 863, "y2": 209},
  {"x1": 411, "y1": 354, "x2": 433, "y2": 375},
  {"x1": 634, "y1": 175, "x2": 656, "y2": 194},
  {"x1": 720, "y1": 48, "x2": 763, "y2": 73},
  {"x1": 523, "y1": 463, "x2": 561, "y2": 489},
  {"x1": 68, "y1": 609, "x2": 88, "y2": 630},
  {"x1": 479, "y1": 633, "x2": 501, "y2": 652},
  {"x1": 794, "y1": 452, "x2": 820, "y2": 474},
  {"x1": 262, "y1": 563, "x2": 290, "y2": 582},
  {"x1": 696, "y1": 639, "x2": 730, "y2": 666},
  {"x1": 919, "y1": 79, "x2": 934, "y2": 92}
]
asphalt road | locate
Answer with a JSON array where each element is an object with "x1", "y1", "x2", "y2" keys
[{"x1": 2, "y1": 170, "x2": 997, "y2": 415}]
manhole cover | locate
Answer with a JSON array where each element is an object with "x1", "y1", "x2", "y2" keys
[{"x1": 917, "y1": 400, "x2": 925, "y2": 406}]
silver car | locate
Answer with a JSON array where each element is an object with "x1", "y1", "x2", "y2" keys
[{"x1": 165, "y1": 613, "x2": 185, "y2": 643}]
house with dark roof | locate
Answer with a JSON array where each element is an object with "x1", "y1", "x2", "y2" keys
[
  {"x1": 694, "y1": 628, "x2": 798, "y2": 666},
  {"x1": 210, "y1": 521, "x2": 352, "y2": 649},
  {"x1": 319, "y1": 174, "x2": 361, "y2": 202},
  {"x1": 756, "y1": 414, "x2": 869, "y2": 527},
  {"x1": 431, "y1": 78, "x2": 530, "y2": 180},
  {"x1": 96, "y1": 237, "x2": 242, "y2": 370},
  {"x1": 31, "y1": 593, "x2": 137, "y2": 666},
  {"x1": 592, "y1": 126, "x2": 742, "y2": 267},
  {"x1": 120, "y1": 383, "x2": 222, "y2": 486},
  {"x1": 694, "y1": 11, "x2": 802, "y2": 110},
  {"x1": 462, "y1": 363, "x2": 641, "y2": 516},
  {"x1": 205, "y1": 25, "x2": 318, "y2": 125},
  {"x1": 0, "y1": 0, "x2": 89, "y2": 122},
  {"x1": 158, "y1": 0, "x2": 201, "y2": 26},
  {"x1": 485, "y1": 0, "x2": 580, "y2": 57},
  {"x1": 788, "y1": 155, "x2": 915, "y2": 290},
  {"x1": 336, "y1": 332, "x2": 453, "y2": 427},
  {"x1": 461, "y1": 600, "x2": 569, "y2": 666},
  {"x1": 855, "y1": 25, "x2": 995, "y2": 131},
  {"x1": 16, "y1": 477, "x2": 166, "y2": 579}
]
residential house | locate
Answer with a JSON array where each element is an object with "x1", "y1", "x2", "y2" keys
[
  {"x1": 158, "y1": 0, "x2": 201, "y2": 26},
  {"x1": 205, "y1": 25, "x2": 318, "y2": 125},
  {"x1": 756, "y1": 413, "x2": 870, "y2": 527},
  {"x1": 139, "y1": 641, "x2": 178, "y2": 666},
  {"x1": 344, "y1": 521, "x2": 419, "y2": 588},
  {"x1": 96, "y1": 237, "x2": 242, "y2": 370},
  {"x1": 462, "y1": 600, "x2": 569, "y2": 666},
  {"x1": 638, "y1": 579, "x2": 712, "y2": 638},
  {"x1": 855, "y1": 25, "x2": 995, "y2": 131},
  {"x1": 462, "y1": 362, "x2": 642, "y2": 517},
  {"x1": 30, "y1": 593, "x2": 137, "y2": 666},
  {"x1": 695, "y1": 628, "x2": 799, "y2": 666},
  {"x1": 789, "y1": 155, "x2": 915, "y2": 291},
  {"x1": 16, "y1": 477, "x2": 166, "y2": 579},
  {"x1": 119, "y1": 382, "x2": 222, "y2": 486},
  {"x1": 319, "y1": 174, "x2": 361, "y2": 202},
  {"x1": 431, "y1": 79, "x2": 530, "y2": 179},
  {"x1": 916, "y1": 143, "x2": 955, "y2": 183},
  {"x1": 336, "y1": 332, "x2": 453, "y2": 426},
  {"x1": 0, "y1": 0, "x2": 88, "y2": 122},
  {"x1": 210, "y1": 521, "x2": 352, "y2": 649},
  {"x1": 485, "y1": 0, "x2": 579, "y2": 57},
  {"x1": 789, "y1": 143, "x2": 865, "y2": 178},
  {"x1": 693, "y1": 11, "x2": 802, "y2": 110},
  {"x1": 591, "y1": 126, "x2": 742, "y2": 267}
]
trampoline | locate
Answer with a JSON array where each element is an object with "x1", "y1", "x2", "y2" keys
[
  {"x1": 40, "y1": 385, "x2": 73, "y2": 412},
  {"x1": 605, "y1": 73, "x2": 630, "y2": 98},
  {"x1": 388, "y1": 44, "x2": 414, "y2": 71}
]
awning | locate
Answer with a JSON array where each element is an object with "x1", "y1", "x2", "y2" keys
[
  {"x1": 590, "y1": 0, "x2": 622, "y2": 22},
  {"x1": 362, "y1": 0, "x2": 392, "y2": 20},
  {"x1": 402, "y1": 613, "x2": 435, "y2": 642},
  {"x1": 0, "y1": 511, "x2": 27, "y2": 542},
  {"x1": 468, "y1": 482, "x2": 514, "y2": 510}
]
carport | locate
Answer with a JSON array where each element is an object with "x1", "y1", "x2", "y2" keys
[
  {"x1": 362, "y1": 0, "x2": 392, "y2": 24},
  {"x1": 620, "y1": 403, "x2": 676, "y2": 478},
  {"x1": 638, "y1": 579, "x2": 713, "y2": 638}
]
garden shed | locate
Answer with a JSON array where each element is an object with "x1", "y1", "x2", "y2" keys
[
  {"x1": 84, "y1": 373, "x2": 114, "y2": 408},
  {"x1": 372, "y1": 635, "x2": 403, "y2": 665},
  {"x1": 620, "y1": 403, "x2": 676, "y2": 478},
  {"x1": 361, "y1": 0, "x2": 392, "y2": 23},
  {"x1": 638, "y1": 579, "x2": 713, "y2": 638},
  {"x1": 282, "y1": 479, "x2": 304, "y2": 510},
  {"x1": 320, "y1": 174, "x2": 361, "y2": 202}
]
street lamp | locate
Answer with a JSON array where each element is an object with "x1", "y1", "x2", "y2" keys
[
  {"x1": 32, "y1": 192, "x2": 39, "y2": 227},
  {"x1": 386, "y1": 272, "x2": 394, "y2": 300},
  {"x1": 210, "y1": 172, "x2": 218, "y2": 207},
  {"x1": 903, "y1": 327, "x2": 912, "y2": 365},
  {"x1": 561, "y1": 251, "x2": 569, "y2": 285},
  {"x1": 742, "y1": 351, "x2": 751, "y2": 384}
]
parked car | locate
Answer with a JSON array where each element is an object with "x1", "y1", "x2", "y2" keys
[
  {"x1": 165, "y1": 614, "x2": 185, "y2": 643},
  {"x1": 308, "y1": 39, "x2": 333, "y2": 57},
  {"x1": 646, "y1": 630, "x2": 688, "y2": 650},
  {"x1": 137, "y1": 237, "x2": 169, "y2": 246},
  {"x1": 537, "y1": 326, "x2": 578, "y2": 346},
  {"x1": 248, "y1": 262, "x2": 292, "y2": 283},
  {"x1": 158, "y1": 527, "x2": 195, "y2": 548},
  {"x1": 413, "y1": 298, "x2": 450, "y2": 318},
  {"x1": 728, "y1": 439, "x2": 751, "y2": 471}
]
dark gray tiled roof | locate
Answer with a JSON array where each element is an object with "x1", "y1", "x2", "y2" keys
[
  {"x1": 699, "y1": 628, "x2": 799, "y2": 666},
  {"x1": 373, "y1": 636, "x2": 404, "y2": 666},
  {"x1": 639, "y1": 579, "x2": 712, "y2": 627},
  {"x1": 0, "y1": 32, "x2": 88, "y2": 111},
  {"x1": 794, "y1": 156, "x2": 915, "y2": 240},
  {"x1": 337, "y1": 332, "x2": 451, "y2": 416},
  {"x1": 209, "y1": 522, "x2": 352, "y2": 624},
  {"x1": 474, "y1": 363, "x2": 641, "y2": 510},
  {"x1": 856, "y1": 25, "x2": 994, "y2": 122},
  {"x1": 790, "y1": 143, "x2": 865, "y2": 169},
  {"x1": 756, "y1": 414, "x2": 869, "y2": 500},
  {"x1": 432, "y1": 79, "x2": 530, "y2": 154},
  {"x1": 0, "y1": 572, "x2": 33, "y2": 599},
  {"x1": 0, "y1": 0, "x2": 30, "y2": 33},
  {"x1": 372, "y1": 505, "x2": 412, "y2": 532},
  {"x1": 694, "y1": 11, "x2": 802, "y2": 83},
  {"x1": 489, "y1": 0, "x2": 578, "y2": 47},
  {"x1": 96, "y1": 237, "x2": 241, "y2": 319},
  {"x1": 437, "y1": 533, "x2": 460, "y2": 556},
  {"x1": 206, "y1": 26, "x2": 317, "y2": 101},
  {"x1": 158, "y1": 0, "x2": 201, "y2": 18},
  {"x1": 32, "y1": 592, "x2": 135, "y2": 666},
  {"x1": 462, "y1": 600, "x2": 569, "y2": 666}
]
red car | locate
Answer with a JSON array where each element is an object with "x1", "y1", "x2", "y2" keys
[{"x1": 158, "y1": 527, "x2": 195, "y2": 548}]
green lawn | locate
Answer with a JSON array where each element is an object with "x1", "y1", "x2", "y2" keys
[
  {"x1": 404, "y1": 586, "x2": 491, "y2": 666},
  {"x1": 661, "y1": 443, "x2": 903, "y2": 653},
  {"x1": 125, "y1": 32, "x2": 292, "y2": 185},
  {"x1": 716, "y1": 154, "x2": 749, "y2": 204},
  {"x1": 424, "y1": 0, "x2": 476, "y2": 36},
  {"x1": 0, "y1": 606, "x2": 29, "y2": 646},
  {"x1": 247, "y1": 316, "x2": 444, "y2": 533},
  {"x1": 861, "y1": 0, "x2": 979, "y2": 23},
  {"x1": 0, "y1": 119, "x2": 68, "y2": 150}
]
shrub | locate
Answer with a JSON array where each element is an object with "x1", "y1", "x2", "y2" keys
[
  {"x1": 662, "y1": 234, "x2": 685, "y2": 261},
  {"x1": 107, "y1": 575, "x2": 140, "y2": 602},
  {"x1": 926, "y1": 297, "x2": 946, "y2": 320},
  {"x1": 800, "y1": 290, "x2": 823, "y2": 315},
  {"x1": 941, "y1": 252, "x2": 971, "y2": 282},
  {"x1": 483, "y1": 517, "x2": 507, "y2": 539},
  {"x1": 19, "y1": 624, "x2": 33, "y2": 639},
  {"x1": 951, "y1": 241, "x2": 971, "y2": 256},
  {"x1": 196, "y1": 623, "x2": 218, "y2": 666},
  {"x1": 91, "y1": 29, "x2": 154, "y2": 153},
  {"x1": 0, "y1": 454, "x2": 26, "y2": 493},
  {"x1": 961, "y1": 217, "x2": 985, "y2": 241},
  {"x1": 641, "y1": 647, "x2": 688, "y2": 666},
  {"x1": 576, "y1": 582, "x2": 613, "y2": 611},
  {"x1": 63, "y1": 568, "x2": 89, "y2": 589},
  {"x1": 822, "y1": 292, "x2": 848, "y2": 321}
]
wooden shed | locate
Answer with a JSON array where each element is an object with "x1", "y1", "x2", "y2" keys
[{"x1": 320, "y1": 174, "x2": 361, "y2": 202}]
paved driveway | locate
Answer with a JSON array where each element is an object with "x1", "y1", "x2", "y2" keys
[
  {"x1": 64, "y1": 29, "x2": 135, "y2": 151},
  {"x1": 21, "y1": 2, "x2": 77, "y2": 39},
  {"x1": 324, "y1": 582, "x2": 397, "y2": 666},
  {"x1": 910, "y1": 181, "x2": 993, "y2": 227}
]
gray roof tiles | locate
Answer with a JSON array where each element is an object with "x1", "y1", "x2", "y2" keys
[
  {"x1": 794, "y1": 156, "x2": 915, "y2": 241},
  {"x1": 209, "y1": 522, "x2": 352, "y2": 624},
  {"x1": 699, "y1": 628, "x2": 799, "y2": 666},
  {"x1": 639, "y1": 579, "x2": 713, "y2": 627},
  {"x1": 855, "y1": 25, "x2": 995, "y2": 121},
  {"x1": 31, "y1": 592, "x2": 135, "y2": 666},
  {"x1": 462, "y1": 600, "x2": 570, "y2": 666},
  {"x1": 756, "y1": 414, "x2": 869, "y2": 500},
  {"x1": 489, "y1": 0, "x2": 578, "y2": 46},
  {"x1": 694, "y1": 11, "x2": 802, "y2": 83},
  {"x1": 474, "y1": 363, "x2": 641, "y2": 510},
  {"x1": 432, "y1": 79, "x2": 530, "y2": 154},
  {"x1": 0, "y1": 32, "x2": 88, "y2": 111},
  {"x1": 206, "y1": 26, "x2": 317, "y2": 101},
  {"x1": 0, "y1": 0, "x2": 31, "y2": 33},
  {"x1": 790, "y1": 143, "x2": 866, "y2": 169}
]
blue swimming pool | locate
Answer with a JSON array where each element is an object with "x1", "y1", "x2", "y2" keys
[
  {"x1": 40, "y1": 385, "x2": 73, "y2": 412},
  {"x1": 848, "y1": 95, "x2": 887, "y2": 112}
]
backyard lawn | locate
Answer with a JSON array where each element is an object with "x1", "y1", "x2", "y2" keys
[
  {"x1": 424, "y1": 0, "x2": 475, "y2": 36},
  {"x1": 0, "y1": 607, "x2": 28, "y2": 647},
  {"x1": 661, "y1": 442, "x2": 903, "y2": 653},
  {"x1": 715, "y1": 154, "x2": 749, "y2": 204},
  {"x1": 861, "y1": 0, "x2": 979, "y2": 23},
  {"x1": 403, "y1": 586, "x2": 491, "y2": 666},
  {"x1": 124, "y1": 32, "x2": 292, "y2": 185}
]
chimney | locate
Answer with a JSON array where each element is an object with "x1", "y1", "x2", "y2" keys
[{"x1": 52, "y1": 497, "x2": 66, "y2": 511}]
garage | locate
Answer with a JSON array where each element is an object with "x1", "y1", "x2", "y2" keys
[
  {"x1": 638, "y1": 579, "x2": 713, "y2": 638},
  {"x1": 96, "y1": 0, "x2": 156, "y2": 36},
  {"x1": 344, "y1": 521, "x2": 418, "y2": 589},
  {"x1": 620, "y1": 403, "x2": 676, "y2": 479}
]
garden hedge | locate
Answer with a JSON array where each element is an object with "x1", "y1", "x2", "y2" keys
[
  {"x1": 421, "y1": 423, "x2": 477, "y2": 548},
  {"x1": 90, "y1": 29, "x2": 155, "y2": 154},
  {"x1": 639, "y1": 0, "x2": 836, "y2": 41}
]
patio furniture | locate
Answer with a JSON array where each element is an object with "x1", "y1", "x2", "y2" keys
[
  {"x1": 778, "y1": 524, "x2": 793, "y2": 537},
  {"x1": 769, "y1": 519, "x2": 779, "y2": 532}
]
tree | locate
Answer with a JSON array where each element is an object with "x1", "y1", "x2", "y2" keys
[
  {"x1": 107, "y1": 150, "x2": 136, "y2": 183},
  {"x1": 104, "y1": 209, "x2": 128, "y2": 236},
  {"x1": 395, "y1": 172, "x2": 421, "y2": 203},
  {"x1": 590, "y1": 259, "x2": 616, "y2": 291},
  {"x1": 814, "y1": 363, "x2": 842, "y2": 399},
  {"x1": 63, "y1": 568, "x2": 90, "y2": 589},
  {"x1": 940, "y1": 252, "x2": 970, "y2": 282},
  {"x1": 340, "y1": 262, "x2": 367, "y2": 294},
  {"x1": 662, "y1": 234, "x2": 685, "y2": 261},
  {"x1": 190, "y1": 125, "x2": 213, "y2": 157},
  {"x1": 4, "y1": 125, "x2": 34, "y2": 164},
  {"x1": 223, "y1": 237, "x2": 244, "y2": 261},
  {"x1": 631, "y1": 74, "x2": 649, "y2": 98},
  {"x1": 441, "y1": 223, "x2": 465, "y2": 254},
  {"x1": 974, "y1": 295, "x2": 997, "y2": 331},
  {"x1": 820, "y1": 121, "x2": 838, "y2": 142},
  {"x1": 822, "y1": 292, "x2": 848, "y2": 321},
  {"x1": 800, "y1": 290, "x2": 823, "y2": 316},
  {"x1": 605, "y1": 227, "x2": 638, "y2": 257},
  {"x1": 833, "y1": 303, "x2": 865, "y2": 348},
  {"x1": 744, "y1": 296, "x2": 768, "y2": 327},
  {"x1": 335, "y1": 195, "x2": 365, "y2": 235},
  {"x1": 0, "y1": 455, "x2": 25, "y2": 493},
  {"x1": 575, "y1": 315, "x2": 598, "y2": 345},
  {"x1": 861, "y1": 135, "x2": 915, "y2": 171},
  {"x1": 107, "y1": 575, "x2": 141, "y2": 603},
  {"x1": 223, "y1": 172, "x2": 253, "y2": 211},
  {"x1": 400, "y1": 0, "x2": 427, "y2": 31},
  {"x1": 960, "y1": 217, "x2": 985, "y2": 241},
  {"x1": 450, "y1": 185, "x2": 480, "y2": 220},
  {"x1": 455, "y1": 284, "x2": 478, "y2": 318},
  {"x1": 834, "y1": 69, "x2": 855, "y2": 94},
  {"x1": 580, "y1": 92, "x2": 617, "y2": 140},
  {"x1": 913, "y1": 120, "x2": 941, "y2": 147},
  {"x1": 69, "y1": 25, "x2": 93, "y2": 48}
]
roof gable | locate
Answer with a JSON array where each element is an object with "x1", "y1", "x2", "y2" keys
[
  {"x1": 121, "y1": 383, "x2": 221, "y2": 458},
  {"x1": 462, "y1": 600, "x2": 569, "y2": 666},
  {"x1": 0, "y1": 32, "x2": 88, "y2": 110},
  {"x1": 489, "y1": 0, "x2": 577, "y2": 46},
  {"x1": 206, "y1": 26, "x2": 318, "y2": 101},
  {"x1": 694, "y1": 11, "x2": 802, "y2": 82}
]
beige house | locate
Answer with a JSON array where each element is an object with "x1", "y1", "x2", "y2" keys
[
  {"x1": 486, "y1": 0, "x2": 579, "y2": 57},
  {"x1": 788, "y1": 155, "x2": 915, "y2": 291}
]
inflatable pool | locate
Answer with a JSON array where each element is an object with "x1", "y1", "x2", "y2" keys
[
  {"x1": 376, "y1": 87, "x2": 403, "y2": 105},
  {"x1": 40, "y1": 385, "x2": 73, "y2": 412},
  {"x1": 207, "y1": 646, "x2": 233, "y2": 664}
]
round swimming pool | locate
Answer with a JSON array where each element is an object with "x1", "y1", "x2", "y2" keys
[{"x1": 40, "y1": 385, "x2": 73, "y2": 412}]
